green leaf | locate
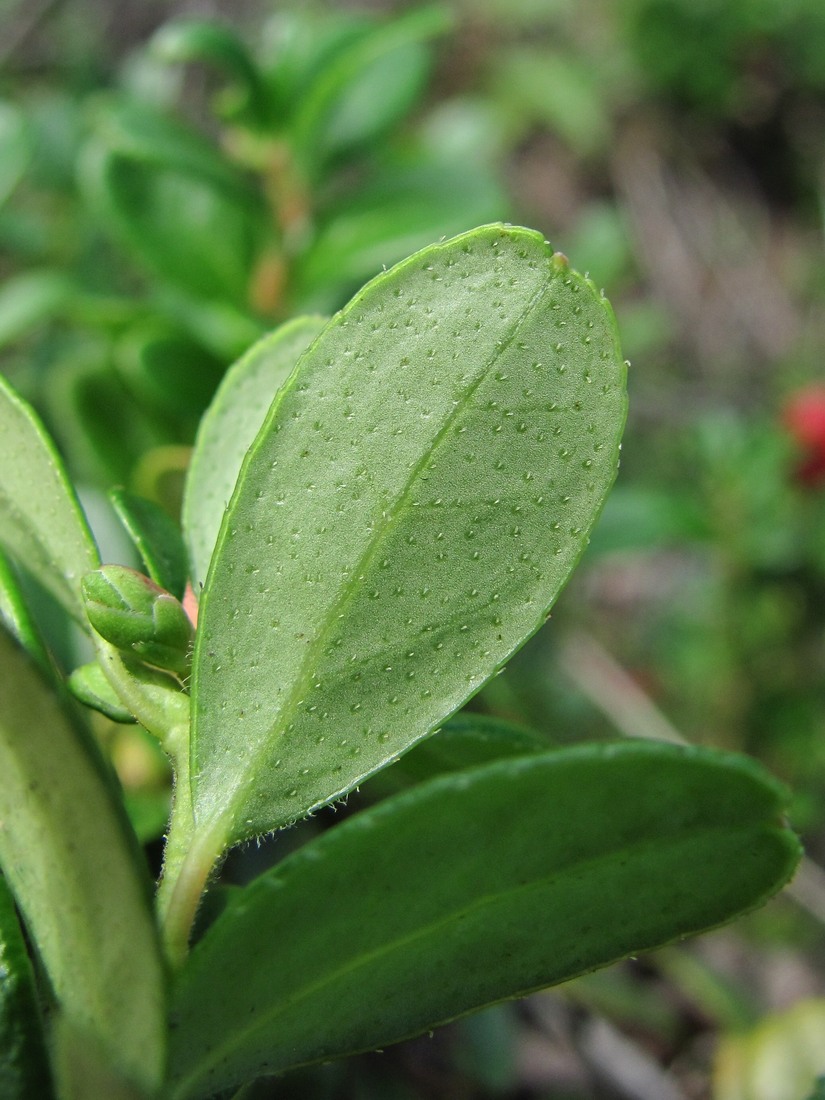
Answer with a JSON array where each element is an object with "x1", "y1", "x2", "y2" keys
[
  {"x1": 0, "y1": 874, "x2": 54, "y2": 1100},
  {"x1": 110, "y1": 488, "x2": 189, "y2": 599},
  {"x1": 0, "y1": 272, "x2": 74, "y2": 350},
  {"x1": 291, "y1": 5, "x2": 452, "y2": 169},
  {"x1": 0, "y1": 627, "x2": 166, "y2": 1093},
  {"x1": 0, "y1": 102, "x2": 30, "y2": 207},
  {"x1": 492, "y1": 48, "x2": 612, "y2": 158},
  {"x1": 293, "y1": 156, "x2": 506, "y2": 308},
  {"x1": 191, "y1": 225, "x2": 626, "y2": 845},
  {"x1": 360, "y1": 712, "x2": 548, "y2": 799},
  {"x1": 0, "y1": 548, "x2": 50, "y2": 671},
  {"x1": 114, "y1": 324, "x2": 225, "y2": 425},
  {"x1": 67, "y1": 661, "x2": 137, "y2": 724},
  {"x1": 88, "y1": 99, "x2": 252, "y2": 199},
  {"x1": 151, "y1": 20, "x2": 271, "y2": 125},
  {"x1": 79, "y1": 104, "x2": 263, "y2": 306},
  {"x1": 183, "y1": 316, "x2": 327, "y2": 591},
  {"x1": 0, "y1": 374, "x2": 99, "y2": 625},
  {"x1": 167, "y1": 742, "x2": 800, "y2": 1097}
]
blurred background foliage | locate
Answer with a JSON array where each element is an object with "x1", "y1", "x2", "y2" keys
[{"x1": 2, "y1": 0, "x2": 825, "y2": 1096}]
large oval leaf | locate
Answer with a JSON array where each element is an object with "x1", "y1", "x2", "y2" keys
[
  {"x1": 183, "y1": 316, "x2": 328, "y2": 590},
  {"x1": 191, "y1": 225, "x2": 627, "y2": 844},
  {"x1": 0, "y1": 374, "x2": 99, "y2": 625},
  {"x1": 0, "y1": 627, "x2": 166, "y2": 1093},
  {"x1": 167, "y1": 742, "x2": 800, "y2": 1098}
]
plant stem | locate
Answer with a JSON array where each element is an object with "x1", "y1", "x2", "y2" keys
[
  {"x1": 157, "y1": 780, "x2": 225, "y2": 969},
  {"x1": 94, "y1": 636, "x2": 190, "y2": 757}
]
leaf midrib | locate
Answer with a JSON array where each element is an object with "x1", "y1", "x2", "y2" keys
[
  {"x1": 173, "y1": 817, "x2": 770, "y2": 1095},
  {"x1": 196, "y1": 254, "x2": 555, "y2": 836}
]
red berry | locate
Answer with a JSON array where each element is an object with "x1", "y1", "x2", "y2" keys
[{"x1": 782, "y1": 385, "x2": 825, "y2": 488}]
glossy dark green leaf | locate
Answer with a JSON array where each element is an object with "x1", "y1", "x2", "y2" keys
[
  {"x1": 79, "y1": 104, "x2": 262, "y2": 306},
  {"x1": 183, "y1": 316, "x2": 327, "y2": 590},
  {"x1": 0, "y1": 374, "x2": 99, "y2": 625},
  {"x1": 167, "y1": 742, "x2": 800, "y2": 1098},
  {"x1": 191, "y1": 225, "x2": 626, "y2": 845},
  {"x1": 0, "y1": 627, "x2": 166, "y2": 1093},
  {"x1": 151, "y1": 20, "x2": 271, "y2": 124},
  {"x1": 110, "y1": 488, "x2": 189, "y2": 599},
  {"x1": 291, "y1": 5, "x2": 452, "y2": 168},
  {"x1": 81, "y1": 141, "x2": 260, "y2": 306},
  {"x1": 88, "y1": 99, "x2": 251, "y2": 199},
  {"x1": 0, "y1": 873, "x2": 54, "y2": 1099},
  {"x1": 360, "y1": 713, "x2": 548, "y2": 799},
  {"x1": 114, "y1": 324, "x2": 225, "y2": 424},
  {"x1": 293, "y1": 155, "x2": 506, "y2": 308},
  {"x1": 45, "y1": 359, "x2": 171, "y2": 487}
]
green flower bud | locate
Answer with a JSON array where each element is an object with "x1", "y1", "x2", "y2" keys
[{"x1": 82, "y1": 565, "x2": 194, "y2": 675}]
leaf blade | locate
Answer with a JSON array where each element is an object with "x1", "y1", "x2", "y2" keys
[
  {"x1": 192, "y1": 225, "x2": 626, "y2": 843},
  {"x1": 0, "y1": 627, "x2": 166, "y2": 1093},
  {"x1": 0, "y1": 874, "x2": 54, "y2": 1100},
  {"x1": 183, "y1": 316, "x2": 328, "y2": 590},
  {"x1": 0, "y1": 374, "x2": 99, "y2": 624},
  {"x1": 168, "y1": 742, "x2": 800, "y2": 1097}
]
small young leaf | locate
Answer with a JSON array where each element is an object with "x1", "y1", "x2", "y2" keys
[
  {"x1": 68, "y1": 661, "x2": 137, "y2": 724},
  {"x1": 182, "y1": 316, "x2": 327, "y2": 590},
  {"x1": 0, "y1": 874, "x2": 54, "y2": 1100},
  {"x1": 109, "y1": 487, "x2": 189, "y2": 599},
  {"x1": 0, "y1": 627, "x2": 166, "y2": 1093},
  {"x1": 167, "y1": 742, "x2": 800, "y2": 1097},
  {"x1": 0, "y1": 374, "x2": 99, "y2": 625},
  {"x1": 191, "y1": 225, "x2": 626, "y2": 844}
]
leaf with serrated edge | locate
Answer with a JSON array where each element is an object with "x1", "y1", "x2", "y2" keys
[
  {"x1": 167, "y1": 742, "x2": 800, "y2": 1098},
  {"x1": 183, "y1": 316, "x2": 328, "y2": 591},
  {"x1": 0, "y1": 374, "x2": 99, "y2": 624},
  {"x1": 0, "y1": 627, "x2": 165, "y2": 1093},
  {"x1": 192, "y1": 225, "x2": 626, "y2": 844}
]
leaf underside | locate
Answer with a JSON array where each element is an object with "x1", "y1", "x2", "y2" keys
[
  {"x1": 168, "y1": 741, "x2": 800, "y2": 1098},
  {"x1": 183, "y1": 315, "x2": 328, "y2": 591},
  {"x1": 190, "y1": 224, "x2": 627, "y2": 844}
]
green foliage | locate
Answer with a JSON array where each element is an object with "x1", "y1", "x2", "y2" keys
[
  {"x1": 0, "y1": 3, "x2": 819, "y2": 1096},
  {"x1": 169, "y1": 743, "x2": 797, "y2": 1097},
  {"x1": 189, "y1": 226, "x2": 626, "y2": 845},
  {"x1": 0, "y1": 220, "x2": 802, "y2": 1098}
]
